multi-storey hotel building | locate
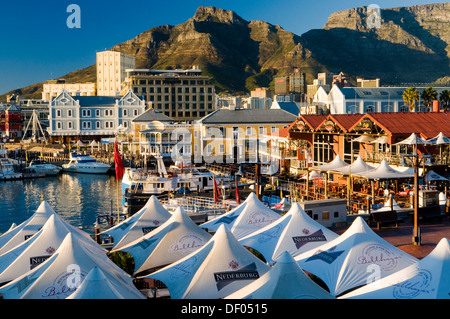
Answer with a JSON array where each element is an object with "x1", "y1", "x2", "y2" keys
[
  {"x1": 122, "y1": 66, "x2": 215, "y2": 121},
  {"x1": 96, "y1": 50, "x2": 135, "y2": 96}
]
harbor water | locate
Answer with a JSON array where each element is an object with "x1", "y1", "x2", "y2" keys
[{"x1": 0, "y1": 173, "x2": 121, "y2": 235}]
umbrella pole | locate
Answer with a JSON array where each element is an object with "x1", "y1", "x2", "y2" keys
[{"x1": 413, "y1": 155, "x2": 421, "y2": 245}]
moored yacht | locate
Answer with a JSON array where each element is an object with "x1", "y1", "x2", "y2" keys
[
  {"x1": 28, "y1": 159, "x2": 62, "y2": 176},
  {"x1": 62, "y1": 153, "x2": 111, "y2": 174}
]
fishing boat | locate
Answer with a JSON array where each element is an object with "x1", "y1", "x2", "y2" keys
[
  {"x1": 122, "y1": 155, "x2": 231, "y2": 215},
  {"x1": 28, "y1": 158, "x2": 62, "y2": 176},
  {"x1": 62, "y1": 152, "x2": 111, "y2": 174}
]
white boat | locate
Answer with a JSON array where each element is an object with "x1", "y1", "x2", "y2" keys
[
  {"x1": 122, "y1": 155, "x2": 230, "y2": 215},
  {"x1": 28, "y1": 159, "x2": 62, "y2": 176},
  {"x1": 62, "y1": 153, "x2": 111, "y2": 174},
  {"x1": 0, "y1": 158, "x2": 22, "y2": 180}
]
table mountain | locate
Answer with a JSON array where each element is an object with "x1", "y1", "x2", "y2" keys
[{"x1": 3, "y1": 4, "x2": 450, "y2": 101}]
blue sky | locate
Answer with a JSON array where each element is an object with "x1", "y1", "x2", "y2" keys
[{"x1": 0, "y1": 0, "x2": 447, "y2": 95}]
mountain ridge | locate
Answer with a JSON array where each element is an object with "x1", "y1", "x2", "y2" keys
[{"x1": 2, "y1": 4, "x2": 450, "y2": 102}]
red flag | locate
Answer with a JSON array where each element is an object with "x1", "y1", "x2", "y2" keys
[
  {"x1": 213, "y1": 176, "x2": 220, "y2": 203},
  {"x1": 114, "y1": 141, "x2": 124, "y2": 180},
  {"x1": 235, "y1": 178, "x2": 240, "y2": 204}
]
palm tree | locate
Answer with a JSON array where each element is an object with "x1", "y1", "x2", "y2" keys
[
  {"x1": 439, "y1": 89, "x2": 450, "y2": 112},
  {"x1": 420, "y1": 86, "x2": 437, "y2": 111},
  {"x1": 402, "y1": 87, "x2": 419, "y2": 112}
]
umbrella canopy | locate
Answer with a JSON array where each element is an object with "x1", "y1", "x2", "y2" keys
[
  {"x1": 0, "y1": 201, "x2": 56, "y2": 255},
  {"x1": 341, "y1": 238, "x2": 450, "y2": 299},
  {"x1": 294, "y1": 217, "x2": 418, "y2": 296},
  {"x1": 0, "y1": 213, "x2": 102, "y2": 285},
  {"x1": 225, "y1": 251, "x2": 335, "y2": 299},
  {"x1": 0, "y1": 233, "x2": 145, "y2": 299},
  {"x1": 114, "y1": 206, "x2": 212, "y2": 275},
  {"x1": 424, "y1": 170, "x2": 449, "y2": 182},
  {"x1": 426, "y1": 132, "x2": 450, "y2": 145},
  {"x1": 143, "y1": 224, "x2": 270, "y2": 299},
  {"x1": 353, "y1": 160, "x2": 414, "y2": 180},
  {"x1": 238, "y1": 203, "x2": 339, "y2": 264},
  {"x1": 200, "y1": 192, "x2": 280, "y2": 238},
  {"x1": 351, "y1": 135, "x2": 375, "y2": 143},
  {"x1": 329, "y1": 156, "x2": 374, "y2": 175},
  {"x1": 310, "y1": 154, "x2": 349, "y2": 172},
  {"x1": 66, "y1": 267, "x2": 127, "y2": 299},
  {"x1": 395, "y1": 133, "x2": 428, "y2": 146},
  {"x1": 101, "y1": 195, "x2": 172, "y2": 250},
  {"x1": 301, "y1": 170, "x2": 324, "y2": 180},
  {"x1": 370, "y1": 136, "x2": 389, "y2": 144}
]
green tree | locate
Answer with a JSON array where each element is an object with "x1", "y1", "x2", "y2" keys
[
  {"x1": 402, "y1": 87, "x2": 419, "y2": 112},
  {"x1": 439, "y1": 89, "x2": 450, "y2": 112},
  {"x1": 420, "y1": 86, "x2": 437, "y2": 111}
]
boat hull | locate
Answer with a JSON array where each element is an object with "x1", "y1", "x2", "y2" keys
[{"x1": 62, "y1": 166, "x2": 111, "y2": 174}]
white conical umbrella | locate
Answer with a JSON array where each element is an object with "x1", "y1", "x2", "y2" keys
[
  {"x1": 426, "y1": 132, "x2": 450, "y2": 145},
  {"x1": 311, "y1": 154, "x2": 349, "y2": 172},
  {"x1": 294, "y1": 217, "x2": 418, "y2": 296},
  {"x1": 115, "y1": 206, "x2": 211, "y2": 275},
  {"x1": 238, "y1": 203, "x2": 339, "y2": 264},
  {"x1": 225, "y1": 251, "x2": 335, "y2": 299},
  {"x1": 66, "y1": 267, "x2": 126, "y2": 299},
  {"x1": 0, "y1": 233, "x2": 145, "y2": 299},
  {"x1": 341, "y1": 238, "x2": 450, "y2": 299},
  {"x1": 395, "y1": 133, "x2": 427, "y2": 145},
  {"x1": 0, "y1": 213, "x2": 102, "y2": 285},
  {"x1": 143, "y1": 224, "x2": 270, "y2": 299},
  {"x1": 101, "y1": 195, "x2": 172, "y2": 250},
  {"x1": 0, "y1": 201, "x2": 56, "y2": 254}
]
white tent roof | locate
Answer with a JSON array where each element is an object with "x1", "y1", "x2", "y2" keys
[
  {"x1": 294, "y1": 217, "x2": 418, "y2": 296},
  {"x1": 426, "y1": 132, "x2": 450, "y2": 145},
  {"x1": 229, "y1": 193, "x2": 282, "y2": 240},
  {"x1": 0, "y1": 201, "x2": 55, "y2": 254},
  {"x1": 351, "y1": 135, "x2": 375, "y2": 143},
  {"x1": 395, "y1": 132, "x2": 428, "y2": 145},
  {"x1": 200, "y1": 194, "x2": 251, "y2": 232},
  {"x1": 353, "y1": 160, "x2": 414, "y2": 180},
  {"x1": 101, "y1": 195, "x2": 172, "y2": 250},
  {"x1": 373, "y1": 198, "x2": 402, "y2": 212},
  {"x1": 115, "y1": 206, "x2": 212, "y2": 275},
  {"x1": 425, "y1": 170, "x2": 449, "y2": 182},
  {"x1": 310, "y1": 154, "x2": 349, "y2": 172},
  {"x1": 0, "y1": 213, "x2": 102, "y2": 285},
  {"x1": 225, "y1": 251, "x2": 335, "y2": 299},
  {"x1": 370, "y1": 136, "x2": 388, "y2": 144},
  {"x1": 144, "y1": 224, "x2": 270, "y2": 299},
  {"x1": 329, "y1": 156, "x2": 374, "y2": 176},
  {"x1": 66, "y1": 267, "x2": 126, "y2": 299},
  {"x1": 301, "y1": 170, "x2": 324, "y2": 180},
  {"x1": 200, "y1": 192, "x2": 279, "y2": 237},
  {"x1": 341, "y1": 238, "x2": 450, "y2": 299},
  {"x1": 238, "y1": 203, "x2": 339, "y2": 264},
  {"x1": 0, "y1": 233, "x2": 145, "y2": 299}
]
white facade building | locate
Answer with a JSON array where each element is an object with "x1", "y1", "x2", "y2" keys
[{"x1": 96, "y1": 50, "x2": 135, "y2": 96}]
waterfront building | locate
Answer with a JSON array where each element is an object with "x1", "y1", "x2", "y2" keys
[
  {"x1": 193, "y1": 106, "x2": 297, "y2": 164},
  {"x1": 274, "y1": 69, "x2": 307, "y2": 102},
  {"x1": 96, "y1": 50, "x2": 136, "y2": 96},
  {"x1": 42, "y1": 79, "x2": 96, "y2": 101},
  {"x1": 122, "y1": 66, "x2": 215, "y2": 121},
  {"x1": 279, "y1": 111, "x2": 450, "y2": 175},
  {"x1": 0, "y1": 95, "x2": 22, "y2": 141},
  {"x1": 316, "y1": 85, "x2": 450, "y2": 115},
  {"x1": 47, "y1": 89, "x2": 145, "y2": 143}
]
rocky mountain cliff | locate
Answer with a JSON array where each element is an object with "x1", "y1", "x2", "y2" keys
[{"x1": 3, "y1": 4, "x2": 450, "y2": 101}]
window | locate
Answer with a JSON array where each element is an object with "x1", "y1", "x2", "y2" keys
[
  {"x1": 271, "y1": 126, "x2": 276, "y2": 133},
  {"x1": 96, "y1": 121, "x2": 100, "y2": 129},
  {"x1": 123, "y1": 109, "x2": 128, "y2": 117},
  {"x1": 67, "y1": 110, "x2": 73, "y2": 117},
  {"x1": 219, "y1": 144, "x2": 225, "y2": 154},
  {"x1": 134, "y1": 109, "x2": 139, "y2": 116},
  {"x1": 82, "y1": 109, "x2": 91, "y2": 117},
  {"x1": 96, "y1": 109, "x2": 100, "y2": 117},
  {"x1": 322, "y1": 211, "x2": 330, "y2": 221},
  {"x1": 259, "y1": 126, "x2": 264, "y2": 135},
  {"x1": 56, "y1": 121, "x2": 62, "y2": 129},
  {"x1": 246, "y1": 127, "x2": 252, "y2": 135},
  {"x1": 68, "y1": 121, "x2": 73, "y2": 129},
  {"x1": 82, "y1": 121, "x2": 91, "y2": 129},
  {"x1": 56, "y1": 110, "x2": 61, "y2": 118}
]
